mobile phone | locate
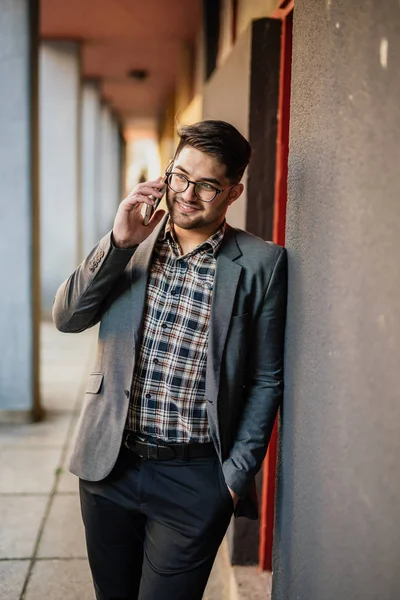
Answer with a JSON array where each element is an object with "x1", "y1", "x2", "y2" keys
[{"x1": 142, "y1": 175, "x2": 167, "y2": 226}]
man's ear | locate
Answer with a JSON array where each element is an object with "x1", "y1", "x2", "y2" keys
[{"x1": 228, "y1": 183, "x2": 244, "y2": 206}]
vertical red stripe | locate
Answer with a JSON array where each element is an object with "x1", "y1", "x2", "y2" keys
[
  {"x1": 259, "y1": 9, "x2": 293, "y2": 573},
  {"x1": 273, "y1": 12, "x2": 293, "y2": 247}
]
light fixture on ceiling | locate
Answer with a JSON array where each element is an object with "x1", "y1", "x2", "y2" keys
[{"x1": 128, "y1": 69, "x2": 149, "y2": 81}]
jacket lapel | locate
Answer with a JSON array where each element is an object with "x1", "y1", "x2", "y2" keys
[
  {"x1": 206, "y1": 225, "x2": 242, "y2": 406},
  {"x1": 130, "y1": 215, "x2": 169, "y2": 360}
]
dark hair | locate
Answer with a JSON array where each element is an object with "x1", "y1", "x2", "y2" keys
[{"x1": 175, "y1": 120, "x2": 251, "y2": 183}]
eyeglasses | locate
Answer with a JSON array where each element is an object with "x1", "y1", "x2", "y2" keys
[{"x1": 165, "y1": 171, "x2": 236, "y2": 203}]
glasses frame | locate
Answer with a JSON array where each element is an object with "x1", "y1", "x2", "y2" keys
[{"x1": 164, "y1": 171, "x2": 236, "y2": 203}]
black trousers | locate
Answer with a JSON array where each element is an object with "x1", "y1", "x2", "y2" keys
[{"x1": 79, "y1": 444, "x2": 234, "y2": 600}]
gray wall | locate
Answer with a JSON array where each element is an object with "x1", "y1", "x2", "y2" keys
[
  {"x1": 97, "y1": 104, "x2": 121, "y2": 239},
  {"x1": 81, "y1": 81, "x2": 101, "y2": 256},
  {"x1": 39, "y1": 41, "x2": 81, "y2": 316},
  {"x1": 0, "y1": 0, "x2": 40, "y2": 419},
  {"x1": 273, "y1": 1, "x2": 400, "y2": 599}
]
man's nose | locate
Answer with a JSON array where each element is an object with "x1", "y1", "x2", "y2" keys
[{"x1": 180, "y1": 182, "x2": 197, "y2": 202}]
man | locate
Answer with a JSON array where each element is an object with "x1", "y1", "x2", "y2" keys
[{"x1": 53, "y1": 120, "x2": 287, "y2": 600}]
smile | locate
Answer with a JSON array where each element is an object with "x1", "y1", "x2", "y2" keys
[{"x1": 176, "y1": 201, "x2": 200, "y2": 214}]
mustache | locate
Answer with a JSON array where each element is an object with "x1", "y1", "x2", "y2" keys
[{"x1": 168, "y1": 193, "x2": 201, "y2": 208}]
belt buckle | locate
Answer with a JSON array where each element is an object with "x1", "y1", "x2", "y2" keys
[
  {"x1": 150, "y1": 441, "x2": 175, "y2": 460},
  {"x1": 124, "y1": 432, "x2": 133, "y2": 450},
  {"x1": 146, "y1": 441, "x2": 159, "y2": 460}
]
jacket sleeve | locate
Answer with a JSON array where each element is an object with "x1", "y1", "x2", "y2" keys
[
  {"x1": 52, "y1": 231, "x2": 136, "y2": 333},
  {"x1": 222, "y1": 247, "x2": 288, "y2": 497}
]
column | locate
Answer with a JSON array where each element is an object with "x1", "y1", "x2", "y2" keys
[
  {"x1": 0, "y1": 0, "x2": 40, "y2": 421},
  {"x1": 81, "y1": 80, "x2": 101, "y2": 256},
  {"x1": 39, "y1": 41, "x2": 81, "y2": 317},
  {"x1": 96, "y1": 104, "x2": 121, "y2": 239}
]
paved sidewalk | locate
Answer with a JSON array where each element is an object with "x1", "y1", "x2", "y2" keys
[
  {"x1": 0, "y1": 322, "x2": 96, "y2": 600},
  {"x1": 0, "y1": 321, "x2": 226, "y2": 600}
]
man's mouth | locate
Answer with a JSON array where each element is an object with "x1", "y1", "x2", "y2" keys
[{"x1": 176, "y1": 200, "x2": 200, "y2": 214}]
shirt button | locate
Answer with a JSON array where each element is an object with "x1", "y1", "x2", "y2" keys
[
  {"x1": 180, "y1": 261, "x2": 188, "y2": 269},
  {"x1": 153, "y1": 358, "x2": 159, "y2": 364},
  {"x1": 124, "y1": 389, "x2": 130, "y2": 398},
  {"x1": 161, "y1": 323, "x2": 168, "y2": 329},
  {"x1": 171, "y1": 289, "x2": 176, "y2": 296},
  {"x1": 145, "y1": 393, "x2": 152, "y2": 399}
]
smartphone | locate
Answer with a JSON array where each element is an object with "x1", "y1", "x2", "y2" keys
[{"x1": 142, "y1": 175, "x2": 167, "y2": 226}]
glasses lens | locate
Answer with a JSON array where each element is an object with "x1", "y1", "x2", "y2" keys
[
  {"x1": 168, "y1": 173, "x2": 188, "y2": 193},
  {"x1": 167, "y1": 173, "x2": 217, "y2": 202},
  {"x1": 194, "y1": 183, "x2": 217, "y2": 202}
]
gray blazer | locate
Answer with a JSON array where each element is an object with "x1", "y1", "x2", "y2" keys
[{"x1": 53, "y1": 216, "x2": 287, "y2": 519}]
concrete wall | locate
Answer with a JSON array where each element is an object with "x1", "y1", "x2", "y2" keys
[
  {"x1": 81, "y1": 81, "x2": 101, "y2": 255},
  {"x1": 203, "y1": 26, "x2": 251, "y2": 229},
  {"x1": 39, "y1": 41, "x2": 81, "y2": 315},
  {"x1": 273, "y1": 1, "x2": 400, "y2": 598},
  {"x1": 97, "y1": 104, "x2": 120, "y2": 239},
  {"x1": 0, "y1": 0, "x2": 40, "y2": 419}
]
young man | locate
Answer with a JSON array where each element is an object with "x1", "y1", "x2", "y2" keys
[{"x1": 53, "y1": 120, "x2": 287, "y2": 600}]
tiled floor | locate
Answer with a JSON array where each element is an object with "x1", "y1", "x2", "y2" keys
[
  {"x1": 0, "y1": 322, "x2": 95, "y2": 600},
  {"x1": 0, "y1": 321, "x2": 232, "y2": 600}
]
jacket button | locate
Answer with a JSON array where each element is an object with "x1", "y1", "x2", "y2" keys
[{"x1": 124, "y1": 389, "x2": 130, "y2": 398}]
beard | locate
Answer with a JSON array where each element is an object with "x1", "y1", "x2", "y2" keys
[{"x1": 166, "y1": 189, "x2": 228, "y2": 231}]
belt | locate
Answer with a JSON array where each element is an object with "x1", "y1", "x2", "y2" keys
[{"x1": 123, "y1": 431, "x2": 216, "y2": 460}]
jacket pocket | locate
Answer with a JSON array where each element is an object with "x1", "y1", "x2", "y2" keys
[
  {"x1": 216, "y1": 461, "x2": 235, "y2": 511},
  {"x1": 231, "y1": 312, "x2": 249, "y2": 320},
  {"x1": 86, "y1": 372, "x2": 104, "y2": 394}
]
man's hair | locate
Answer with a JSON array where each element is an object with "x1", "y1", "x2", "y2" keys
[{"x1": 175, "y1": 120, "x2": 251, "y2": 183}]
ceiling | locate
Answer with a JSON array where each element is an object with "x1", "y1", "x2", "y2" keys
[{"x1": 41, "y1": 0, "x2": 202, "y2": 124}]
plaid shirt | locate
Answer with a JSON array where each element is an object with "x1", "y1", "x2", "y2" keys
[{"x1": 125, "y1": 220, "x2": 225, "y2": 443}]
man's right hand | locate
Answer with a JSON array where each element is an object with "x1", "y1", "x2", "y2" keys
[{"x1": 112, "y1": 177, "x2": 166, "y2": 249}]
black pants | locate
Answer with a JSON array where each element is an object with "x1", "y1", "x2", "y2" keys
[{"x1": 79, "y1": 444, "x2": 234, "y2": 600}]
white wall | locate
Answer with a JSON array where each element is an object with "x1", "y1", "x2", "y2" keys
[
  {"x1": 39, "y1": 41, "x2": 81, "y2": 315},
  {"x1": 0, "y1": 0, "x2": 38, "y2": 416},
  {"x1": 81, "y1": 81, "x2": 101, "y2": 255},
  {"x1": 97, "y1": 104, "x2": 120, "y2": 239}
]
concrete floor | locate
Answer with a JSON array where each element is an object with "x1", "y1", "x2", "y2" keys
[
  {"x1": 0, "y1": 322, "x2": 96, "y2": 599},
  {"x1": 0, "y1": 321, "x2": 240, "y2": 600}
]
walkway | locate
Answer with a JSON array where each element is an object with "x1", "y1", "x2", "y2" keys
[
  {"x1": 0, "y1": 321, "x2": 233, "y2": 599},
  {"x1": 0, "y1": 322, "x2": 96, "y2": 599}
]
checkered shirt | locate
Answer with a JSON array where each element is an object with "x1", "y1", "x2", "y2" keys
[{"x1": 125, "y1": 219, "x2": 225, "y2": 443}]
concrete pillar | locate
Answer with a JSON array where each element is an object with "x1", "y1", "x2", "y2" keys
[
  {"x1": 111, "y1": 116, "x2": 122, "y2": 217},
  {"x1": 97, "y1": 104, "x2": 121, "y2": 239},
  {"x1": 81, "y1": 81, "x2": 101, "y2": 255},
  {"x1": 118, "y1": 126, "x2": 127, "y2": 200},
  {"x1": 0, "y1": 0, "x2": 40, "y2": 421},
  {"x1": 273, "y1": 1, "x2": 400, "y2": 598},
  {"x1": 39, "y1": 41, "x2": 81, "y2": 316}
]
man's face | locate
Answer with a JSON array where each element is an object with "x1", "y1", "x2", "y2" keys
[{"x1": 165, "y1": 146, "x2": 242, "y2": 231}]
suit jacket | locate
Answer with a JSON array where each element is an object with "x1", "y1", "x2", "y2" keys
[{"x1": 52, "y1": 216, "x2": 287, "y2": 519}]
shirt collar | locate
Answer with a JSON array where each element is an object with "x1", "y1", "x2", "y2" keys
[{"x1": 161, "y1": 218, "x2": 226, "y2": 258}]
